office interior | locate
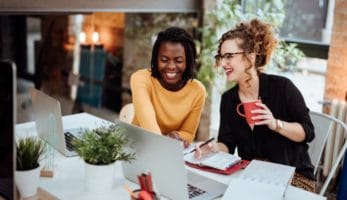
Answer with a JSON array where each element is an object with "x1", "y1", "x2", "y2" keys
[{"x1": 1, "y1": 0, "x2": 347, "y2": 199}]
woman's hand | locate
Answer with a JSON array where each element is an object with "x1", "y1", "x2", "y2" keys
[
  {"x1": 166, "y1": 131, "x2": 189, "y2": 148},
  {"x1": 252, "y1": 102, "x2": 277, "y2": 131},
  {"x1": 194, "y1": 141, "x2": 217, "y2": 160}
]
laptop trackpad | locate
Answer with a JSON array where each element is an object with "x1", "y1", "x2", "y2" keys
[{"x1": 187, "y1": 171, "x2": 227, "y2": 200}]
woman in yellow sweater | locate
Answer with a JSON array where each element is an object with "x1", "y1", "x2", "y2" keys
[{"x1": 130, "y1": 27, "x2": 206, "y2": 144}]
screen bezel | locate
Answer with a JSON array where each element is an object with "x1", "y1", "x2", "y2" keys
[{"x1": 0, "y1": 60, "x2": 16, "y2": 200}]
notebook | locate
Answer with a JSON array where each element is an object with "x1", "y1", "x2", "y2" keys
[
  {"x1": 222, "y1": 160, "x2": 295, "y2": 200},
  {"x1": 30, "y1": 88, "x2": 87, "y2": 157},
  {"x1": 120, "y1": 121, "x2": 227, "y2": 200},
  {"x1": 184, "y1": 151, "x2": 241, "y2": 170}
]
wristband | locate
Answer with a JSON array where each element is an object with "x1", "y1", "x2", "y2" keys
[{"x1": 276, "y1": 119, "x2": 284, "y2": 131}]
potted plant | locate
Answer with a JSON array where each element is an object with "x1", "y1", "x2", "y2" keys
[
  {"x1": 15, "y1": 136, "x2": 45, "y2": 198},
  {"x1": 73, "y1": 124, "x2": 135, "y2": 193}
]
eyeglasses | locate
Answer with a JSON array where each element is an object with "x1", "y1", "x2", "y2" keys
[{"x1": 214, "y1": 52, "x2": 245, "y2": 61}]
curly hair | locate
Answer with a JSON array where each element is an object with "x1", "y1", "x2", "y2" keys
[
  {"x1": 216, "y1": 19, "x2": 278, "y2": 86},
  {"x1": 150, "y1": 27, "x2": 196, "y2": 82}
]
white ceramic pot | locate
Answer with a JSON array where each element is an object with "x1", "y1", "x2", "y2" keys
[
  {"x1": 15, "y1": 165, "x2": 41, "y2": 198},
  {"x1": 85, "y1": 161, "x2": 116, "y2": 193}
]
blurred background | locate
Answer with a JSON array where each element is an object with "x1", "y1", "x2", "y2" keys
[{"x1": 1, "y1": 1, "x2": 347, "y2": 198}]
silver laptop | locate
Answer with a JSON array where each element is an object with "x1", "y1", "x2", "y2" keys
[
  {"x1": 120, "y1": 122, "x2": 227, "y2": 200},
  {"x1": 30, "y1": 88, "x2": 86, "y2": 157}
]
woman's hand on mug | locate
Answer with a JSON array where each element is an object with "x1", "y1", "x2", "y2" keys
[{"x1": 252, "y1": 102, "x2": 277, "y2": 130}]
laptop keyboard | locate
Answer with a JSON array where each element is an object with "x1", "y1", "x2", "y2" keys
[
  {"x1": 187, "y1": 184, "x2": 206, "y2": 199},
  {"x1": 64, "y1": 132, "x2": 77, "y2": 151}
]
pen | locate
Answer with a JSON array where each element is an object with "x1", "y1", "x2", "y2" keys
[{"x1": 185, "y1": 137, "x2": 215, "y2": 155}]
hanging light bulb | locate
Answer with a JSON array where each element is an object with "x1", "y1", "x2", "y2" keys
[
  {"x1": 92, "y1": 32, "x2": 99, "y2": 44},
  {"x1": 79, "y1": 32, "x2": 86, "y2": 44}
]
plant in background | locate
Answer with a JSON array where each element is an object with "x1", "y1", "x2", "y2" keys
[
  {"x1": 73, "y1": 124, "x2": 135, "y2": 165},
  {"x1": 197, "y1": 0, "x2": 305, "y2": 90},
  {"x1": 269, "y1": 42, "x2": 305, "y2": 72},
  {"x1": 125, "y1": 13, "x2": 198, "y2": 53},
  {"x1": 16, "y1": 136, "x2": 46, "y2": 171}
]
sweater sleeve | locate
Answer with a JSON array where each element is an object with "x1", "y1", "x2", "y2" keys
[
  {"x1": 130, "y1": 71, "x2": 161, "y2": 134},
  {"x1": 284, "y1": 79, "x2": 315, "y2": 142},
  {"x1": 177, "y1": 86, "x2": 206, "y2": 143}
]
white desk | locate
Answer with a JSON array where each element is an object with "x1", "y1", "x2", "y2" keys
[{"x1": 16, "y1": 113, "x2": 326, "y2": 200}]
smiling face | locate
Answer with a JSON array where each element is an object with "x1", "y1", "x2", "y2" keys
[
  {"x1": 157, "y1": 41, "x2": 187, "y2": 91},
  {"x1": 220, "y1": 39, "x2": 255, "y2": 83}
]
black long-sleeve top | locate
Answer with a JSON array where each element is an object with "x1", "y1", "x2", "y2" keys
[{"x1": 218, "y1": 73, "x2": 315, "y2": 179}]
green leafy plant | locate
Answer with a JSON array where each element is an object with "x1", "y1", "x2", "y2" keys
[
  {"x1": 72, "y1": 124, "x2": 135, "y2": 165},
  {"x1": 269, "y1": 42, "x2": 305, "y2": 72},
  {"x1": 16, "y1": 136, "x2": 46, "y2": 171}
]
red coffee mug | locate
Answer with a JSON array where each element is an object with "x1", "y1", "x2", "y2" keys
[{"x1": 236, "y1": 99, "x2": 262, "y2": 124}]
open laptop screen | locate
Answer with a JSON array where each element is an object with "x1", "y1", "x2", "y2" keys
[{"x1": 0, "y1": 60, "x2": 16, "y2": 200}]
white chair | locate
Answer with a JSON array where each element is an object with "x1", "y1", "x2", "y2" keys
[
  {"x1": 118, "y1": 103, "x2": 134, "y2": 123},
  {"x1": 309, "y1": 111, "x2": 334, "y2": 175},
  {"x1": 309, "y1": 111, "x2": 347, "y2": 195}
]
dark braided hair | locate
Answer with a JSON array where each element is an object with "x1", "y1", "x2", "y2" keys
[
  {"x1": 216, "y1": 19, "x2": 277, "y2": 87},
  {"x1": 150, "y1": 27, "x2": 196, "y2": 82}
]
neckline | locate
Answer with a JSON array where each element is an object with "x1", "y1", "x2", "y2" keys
[
  {"x1": 158, "y1": 78, "x2": 187, "y2": 92},
  {"x1": 153, "y1": 76, "x2": 192, "y2": 94}
]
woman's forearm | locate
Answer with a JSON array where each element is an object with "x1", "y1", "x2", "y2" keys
[{"x1": 276, "y1": 120, "x2": 306, "y2": 142}]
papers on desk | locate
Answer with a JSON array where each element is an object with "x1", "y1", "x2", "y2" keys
[
  {"x1": 222, "y1": 160, "x2": 295, "y2": 200},
  {"x1": 285, "y1": 186, "x2": 327, "y2": 200},
  {"x1": 184, "y1": 151, "x2": 241, "y2": 170}
]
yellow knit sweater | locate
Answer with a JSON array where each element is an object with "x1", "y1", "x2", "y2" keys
[{"x1": 130, "y1": 69, "x2": 206, "y2": 142}]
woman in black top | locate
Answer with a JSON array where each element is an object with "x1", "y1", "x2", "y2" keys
[{"x1": 195, "y1": 19, "x2": 316, "y2": 191}]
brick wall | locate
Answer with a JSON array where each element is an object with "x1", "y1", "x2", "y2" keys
[
  {"x1": 325, "y1": 0, "x2": 347, "y2": 100},
  {"x1": 40, "y1": 16, "x2": 70, "y2": 96},
  {"x1": 83, "y1": 13, "x2": 124, "y2": 55}
]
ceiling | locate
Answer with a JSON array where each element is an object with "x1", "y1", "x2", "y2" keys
[{"x1": 0, "y1": 0, "x2": 201, "y2": 13}]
